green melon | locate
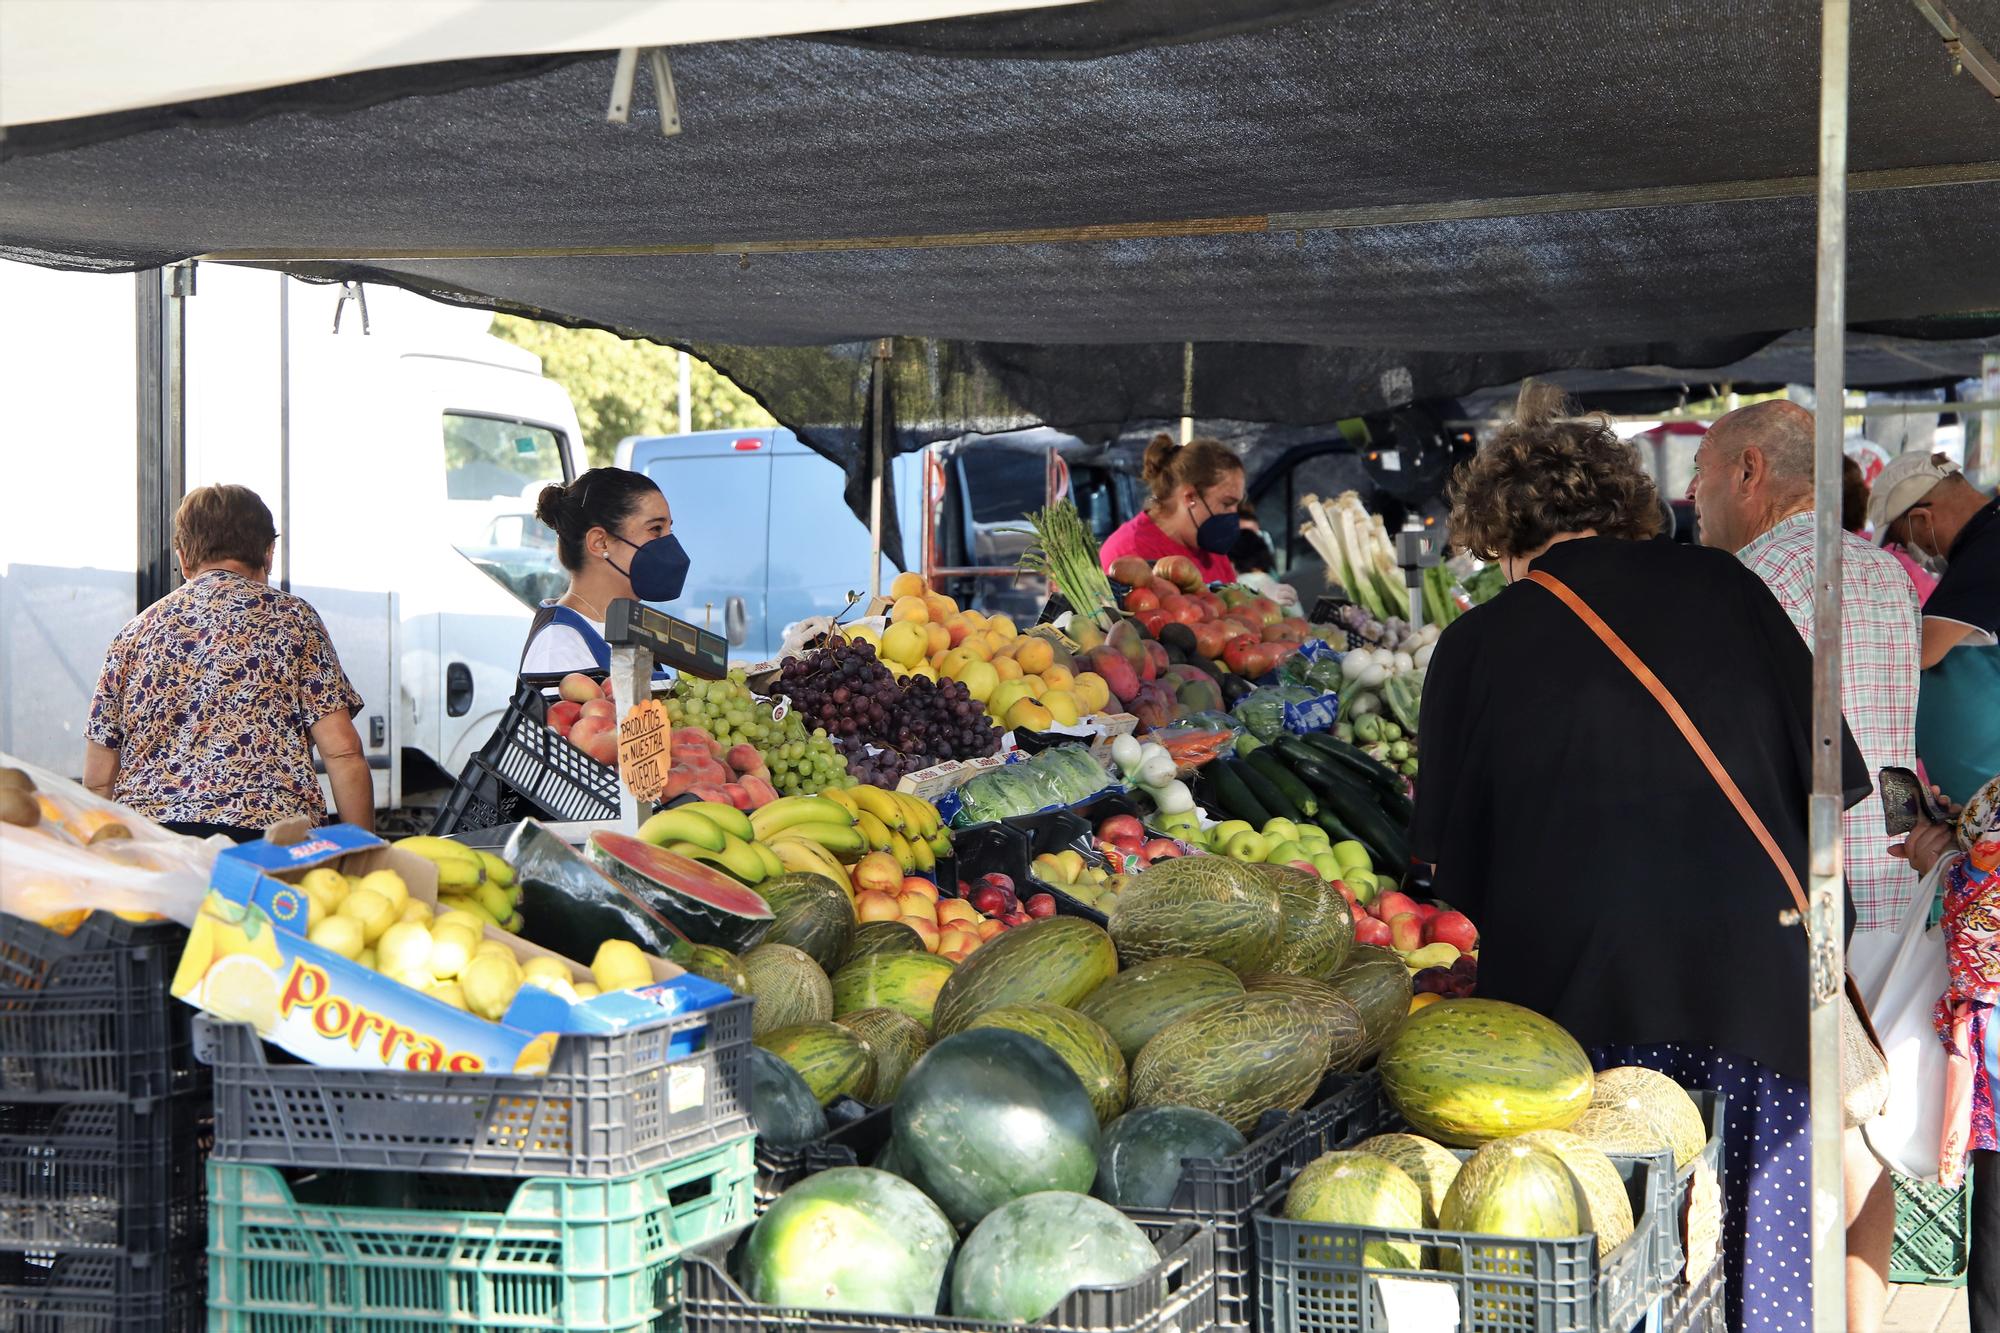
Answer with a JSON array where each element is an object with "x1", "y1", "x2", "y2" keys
[
  {"x1": 1093, "y1": 1106, "x2": 1247, "y2": 1208},
  {"x1": 1284, "y1": 1151, "x2": 1424, "y2": 1269},
  {"x1": 1589, "y1": 1067, "x2": 1708, "y2": 1169},
  {"x1": 1379, "y1": 999, "x2": 1593, "y2": 1147},
  {"x1": 831, "y1": 951, "x2": 956, "y2": 1030},
  {"x1": 1257, "y1": 865, "x2": 1355, "y2": 977},
  {"x1": 740, "y1": 1166, "x2": 955, "y2": 1314},
  {"x1": 844, "y1": 920, "x2": 928, "y2": 963},
  {"x1": 1241, "y1": 973, "x2": 1370, "y2": 1072},
  {"x1": 1128, "y1": 992, "x2": 1329, "y2": 1131},
  {"x1": 1328, "y1": 944, "x2": 1414, "y2": 1062},
  {"x1": 740, "y1": 942, "x2": 834, "y2": 1037},
  {"x1": 672, "y1": 942, "x2": 751, "y2": 994},
  {"x1": 1515, "y1": 1129, "x2": 1636, "y2": 1258},
  {"x1": 950, "y1": 1191, "x2": 1159, "y2": 1323},
  {"x1": 1438, "y1": 1139, "x2": 1588, "y2": 1268},
  {"x1": 834, "y1": 1007, "x2": 930, "y2": 1102},
  {"x1": 1352, "y1": 1133, "x2": 1462, "y2": 1227},
  {"x1": 756, "y1": 1021, "x2": 874, "y2": 1105},
  {"x1": 756, "y1": 872, "x2": 856, "y2": 971},
  {"x1": 964, "y1": 1001, "x2": 1128, "y2": 1124},
  {"x1": 1107, "y1": 857, "x2": 1283, "y2": 974},
  {"x1": 1074, "y1": 956, "x2": 1245, "y2": 1063},
  {"x1": 1568, "y1": 1106, "x2": 1671, "y2": 1159},
  {"x1": 749, "y1": 1046, "x2": 829, "y2": 1148},
  {"x1": 930, "y1": 916, "x2": 1118, "y2": 1037}
]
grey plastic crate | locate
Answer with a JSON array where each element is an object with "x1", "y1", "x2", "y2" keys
[
  {"x1": 1644, "y1": 1091, "x2": 1726, "y2": 1287},
  {"x1": 196, "y1": 996, "x2": 752, "y2": 1178},
  {"x1": 1657, "y1": 1259, "x2": 1724, "y2": 1333},
  {"x1": 682, "y1": 1219, "x2": 1218, "y2": 1333},
  {"x1": 1257, "y1": 1154, "x2": 1667, "y2": 1333}
]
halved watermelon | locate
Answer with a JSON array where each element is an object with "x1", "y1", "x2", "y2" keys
[{"x1": 588, "y1": 831, "x2": 773, "y2": 952}]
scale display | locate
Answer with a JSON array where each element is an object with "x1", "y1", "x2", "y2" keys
[{"x1": 603, "y1": 599, "x2": 729, "y2": 679}]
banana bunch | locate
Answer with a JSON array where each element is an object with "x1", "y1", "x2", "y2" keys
[
  {"x1": 743, "y1": 795, "x2": 870, "y2": 887},
  {"x1": 637, "y1": 800, "x2": 790, "y2": 886},
  {"x1": 392, "y1": 836, "x2": 523, "y2": 933},
  {"x1": 821, "y1": 787, "x2": 951, "y2": 875}
]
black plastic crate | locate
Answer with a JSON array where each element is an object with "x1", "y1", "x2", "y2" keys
[
  {"x1": 0, "y1": 1242, "x2": 205, "y2": 1333},
  {"x1": 432, "y1": 680, "x2": 621, "y2": 833},
  {"x1": 753, "y1": 1102, "x2": 889, "y2": 1206},
  {"x1": 0, "y1": 1089, "x2": 211, "y2": 1253},
  {"x1": 0, "y1": 912, "x2": 204, "y2": 1103}
]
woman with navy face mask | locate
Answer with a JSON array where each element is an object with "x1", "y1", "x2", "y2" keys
[
  {"x1": 1098, "y1": 433, "x2": 1246, "y2": 585},
  {"x1": 519, "y1": 468, "x2": 689, "y2": 680}
]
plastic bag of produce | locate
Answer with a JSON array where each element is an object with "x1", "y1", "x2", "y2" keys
[
  {"x1": 1037, "y1": 744, "x2": 1114, "y2": 806},
  {"x1": 1233, "y1": 686, "x2": 1320, "y2": 743},
  {"x1": 954, "y1": 759, "x2": 1069, "y2": 825}
]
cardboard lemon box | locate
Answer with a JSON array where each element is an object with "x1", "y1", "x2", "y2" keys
[{"x1": 171, "y1": 824, "x2": 729, "y2": 1074}]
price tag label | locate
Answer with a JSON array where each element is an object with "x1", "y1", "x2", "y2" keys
[
  {"x1": 618, "y1": 699, "x2": 672, "y2": 804},
  {"x1": 771, "y1": 694, "x2": 791, "y2": 724}
]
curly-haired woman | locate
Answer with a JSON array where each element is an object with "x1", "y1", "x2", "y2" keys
[{"x1": 1413, "y1": 383, "x2": 1870, "y2": 1333}]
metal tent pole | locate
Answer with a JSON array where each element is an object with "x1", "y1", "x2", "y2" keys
[
  {"x1": 135, "y1": 263, "x2": 190, "y2": 612},
  {"x1": 868, "y1": 338, "x2": 891, "y2": 601},
  {"x1": 1809, "y1": 0, "x2": 1851, "y2": 1327}
]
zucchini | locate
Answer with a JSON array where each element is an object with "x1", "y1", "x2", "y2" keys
[
  {"x1": 1244, "y1": 747, "x2": 1319, "y2": 818},
  {"x1": 1276, "y1": 741, "x2": 1409, "y2": 872},
  {"x1": 1227, "y1": 755, "x2": 1301, "y2": 824},
  {"x1": 1298, "y1": 732, "x2": 1409, "y2": 799},
  {"x1": 1201, "y1": 757, "x2": 1270, "y2": 827}
]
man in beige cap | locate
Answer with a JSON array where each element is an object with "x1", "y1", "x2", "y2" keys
[{"x1": 1871, "y1": 451, "x2": 2000, "y2": 807}]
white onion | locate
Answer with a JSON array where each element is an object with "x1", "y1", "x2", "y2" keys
[
  {"x1": 1154, "y1": 780, "x2": 1195, "y2": 815},
  {"x1": 1110, "y1": 734, "x2": 1143, "y2": 775},
  {"x1": 1138, "y1": 753, "x2": 1177, "y2": 789}
]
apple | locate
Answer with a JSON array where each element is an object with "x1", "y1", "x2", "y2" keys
[
  {"x1": 1373, "y1": 890, "x2": 1421, "y2": 922},
  {"x1": 546, "y1": 700, "x2": 582, "y2": 736},
  {"x1": 1004, "y1": 911, "x2": 1033, "y2": 927},
  {"x1": 1329, "y1": 880, "x2": 1359, "y2": 911},
  {"x1": 1223, "y1": 830, "x2": 1271, "y2": 863},
  {"x1": 1353, "y1": 914, "x2": 1393, "y2": 947},
  {"x1": 1098, "y1": 814, "x2": 1146, "y2": 844},
  {"x1": 1387, "y1": 912, "x2": 1424, "y2": 953},
  {"x1": 969, "y1": 884, "x2": 1010, "y2": 916},
  {"x1": 1024, "y1": 893, "x2": 1057, "y2": 918},
  {"x1": 1426, "y1": 910, "x2": 1480, "y2": 953},
  {"x1": 978, "y1": 871, "x2": 1016, "y2": 895},
  {"x1": 851, "y1": 852, "x2": 904, "y2": 897},
  {"x1": 1410, "y1": 902, "x2": 1439, "y2": 925},
  {"x1": 1108, "y1": 833, "x2": 1146, "y2": 859},
  {"x1": 1286, "y1": 859, "x2": 1319, "y2": 876},
  {"x1": 1141, "y1": 838, "x2": 1184, "y2": 862}
]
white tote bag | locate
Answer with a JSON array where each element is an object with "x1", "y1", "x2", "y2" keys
[{"x1": 1861, "y1": 861, "x2": 1954, "y2": 1181}]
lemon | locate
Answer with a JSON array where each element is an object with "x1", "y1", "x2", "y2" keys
[
  {"x1": 304, "y1": 894, "x2": 326, "y2": 930},
  {"x1": 202, "y1": 954, "x2": 280, "y2": 1033},
  {"x1": 383, "y1": 968, "x2": 434, "y2": 994},
  {"x1": 307, "y1": 915, "x2": 366, "y2": 961},
  {"x1": 357, "y1": 869, "x2": 410, "y2": 913},
  {"x1": 356, "y1": 948, "x2": 376, "y2": 971},
  {"x1": 336, "y1": 889, "x2": 395, "y2": 945},
  {"x1": 573, "y1": 981, "x2": 601, "y2": 1000},
  {"x1": 427, "y1": 925, "x2": 478, "y2": 980},
  {"x1": 590, "y1": 939, "x2": 654, "y2": 993},
  {"x1": 426, "y1": 981, "x2": 469, "y2": 1011},
  {"x1": 513, "y1": 1032, "x2": 560, "y2": 1075},
  {"x1": 375, "y1": 922, "x2": 434, "y2": 978},
  {"x1": 520, "y1": 956, "x2": 573, "y2": 987},
  {"x1": 398, "y1": 899, "x2": 434, "y2": 926},
  {"x1": 460, "y1": 953, "x2": 522, "y2": 1021},
  {"x1": 435, "y1": 909, "x2": 486, "y2": 936},
  {"x1": 298, "y1": 867, "x2": 349, "y2": 911},
  {"x1": 521, "y1": 973, "x2": 580, "y2": 1004},
  {"x1": 474, "y1": 940, "x2": 516, "y2": 962}
]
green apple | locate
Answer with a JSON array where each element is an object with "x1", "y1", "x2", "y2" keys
[
  {"x1": 1224, "y1": 830, "x2": 1272, "y2": 863},
  {"x1": 1311, "y1": 852, "x2": 1343, "y2": 881},
  {"x1": 1345, "y1": 869, "x2": 1379, "y2": 903},
  {"x1": 1297, "y1": 825, "x2": 1332, "y2": 850},
  {"x1": 1261, "y1": 817, "x2": 1301, "y2": 844},
  {"x1": 1266, "y1": 840, "x2": 1311, "y2": 867},
  {"x1": 1154, "y1": 809, "x2": 1203, "y2": 841},
  {"x1": 1330, "y1": 840, "x2": 1373, "y2": 874},
  {"x1": 1210, "y1": 819, "x2": 1254, "y2": 847}
]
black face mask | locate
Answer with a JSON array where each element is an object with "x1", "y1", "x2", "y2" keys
[
  {"x1": 607, "y1": 532, "x2": 691, "y2": 602},
  {"x1": 1192, "y1": 495, "x2": 1242, "y2": 555}
]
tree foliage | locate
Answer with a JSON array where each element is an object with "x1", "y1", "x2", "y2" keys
[{"x1": 491, "y1": 315, "x2": 775, "y2": 465}]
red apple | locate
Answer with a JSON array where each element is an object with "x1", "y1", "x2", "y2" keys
[
  {"x1": 546, "y1": 700, "x2": 582, "y2": 736},
  {"x1": 969, "y1": 884, "x2": 1009, "y2": 916},
  {"x1": 1109, "y1": 834, "x2": 1145, "y2": 858},
  {"x1": 1425, "y1": 910, "x2": 1480, "y2": 952},
  {"x1": 1287, "y1": 859, "x2": 1319, "y2": 876},
  {"x1": 1004, "y1": 910, "x2": 1033, "y2": 926},
  {"x1": 1098, "y1": 814, "x2": 1146, "y2": 844},
  {"x1": 1330, "y1": 880, "x2": 1359, "y2": 910},
  {"x1": 1411, "y1": 902, "x2": 1439, "y2": 925},
  {"x1": 1142, "y1": 839, "x2": 1184, "y2": 861},
  {"x1": 978, "y1": 871, "x2": 1016, "y2": 895},
  {"x1": 1352, "y1": 914, "x2": 1393, "y2": 947},
  {"x1": 1373, "y1": 890, "x2": 1421, "y2": 922},
  {"x1": 1024, "y1": 893, "x2": 1057, "y2": 918},
  {"x1": 1387, "y1": 911, "x2": 1424, "y2": 953}
]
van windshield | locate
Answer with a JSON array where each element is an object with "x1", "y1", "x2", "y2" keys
[{"x1": 443, "y1": 412, "x2": 570, "y2": 608}]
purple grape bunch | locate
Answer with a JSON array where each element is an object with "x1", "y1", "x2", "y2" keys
[{"x1": 778, "y1": 640, "x2": 1003, "y2": 786}]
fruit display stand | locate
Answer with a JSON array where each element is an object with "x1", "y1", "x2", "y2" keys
[{"x1": 1888, "y1": 1173, "x2": 1974, "y2": 1287}]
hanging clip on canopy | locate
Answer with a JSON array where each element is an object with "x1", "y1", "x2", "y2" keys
[{"x1": 607, "y1": 48, "x2": 682, "y2": 137}]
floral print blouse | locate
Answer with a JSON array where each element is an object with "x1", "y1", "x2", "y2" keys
[{"x1": 87, "y1": 570, "x2": 363, "y2": 827}]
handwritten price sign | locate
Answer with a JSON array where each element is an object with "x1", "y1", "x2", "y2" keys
[{"x1": 618, "y1": 699, "x2": 672, "y2": 804}]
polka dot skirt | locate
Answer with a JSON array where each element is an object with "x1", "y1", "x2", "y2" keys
[{"x1": 1591, "y1": 1042, "x2": 1810, "y2": 1333}]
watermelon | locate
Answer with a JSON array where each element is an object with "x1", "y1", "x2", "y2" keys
[
  {"x1": 844, "y1": 920, "x2": 927, "y2": 963},
  {"x1": 756, "y1": 872, "x2": 855, "y2": 971},
  {"x1": 1327, "y1": 944, "x2": 1414, "y2": 1063},
  {"x1": 1589, "y1": 1067, "x2": 1708, "y2": 1169},
  {"x1": 749, "y1": 1046, "x2": 828, "y2": 1148},
  {"x1": 831, "y1": 952, "x2": 956, "y2": 1030},
  {"x1": 895, "y1": 1029, "x2": 1101, "y2": 1228},
  {"x1": 1284, "y1": 1151, "x2": 1424, "y2": 1269},
  {"x1": 963, "y1": 1001, "x2": 1128, "y2": 1124},
  {"x1": 1568, "y1": 1106, "x2": 1670, "y2": 1158},
  {"x1": 671, "y1": 942, "x2": 750, "y2": 994},
  {"x1": 740, "y1": 943, "x2": 833, "y2": 1036},
  {"x1": 588, "y1": 831, "x2": 773, "y2": 951},
  {"x1": 1352, "y1": 1133, "x2": 1462, "y2": 1227},
  {"x1": 740, "y1": 1167, "x2": 955, "y2": 1314},
  {"x1": 1106, "y1": 857, "x2": 1283, "y2": 974},
  {"x1": 1257, "y1": 865, "x2": 1354, "y2": 977},
  {"x1": 1128, "y1": 993, "x2": 1329, "y2": 1131},
  {"x1": 1093, "y1": 1106, "x2": 1246, "y2": 1208},
  {"x1": 835, "y1": 1008, "x2": 930, "y2": 1102},
  {"x1": 1438, "y1": 1139, "x2": 1588, "y2": 1268},
  {"x1": 1379, "y1": 999, "x2": 1594, "y2": 1147},
  {"x1": 930, "y1": 917, "x2": 1118, "y2": 1037},
  {"x1": 1242, "y1": 973, "x2": 1369, "y2": 1071},
  {"x1": 756, "y1": 1022, "x2": 874, "y2": 1105},
  {"x1": 950, "y1": 1192, "x2": 1158, "y2": 1322},
  {"x1": 1074, "y1": 956, "x2": 1245, "y2": 1063},
  {"x1": 1515, "y1": 1129, "x2": 1635, "y2": 1258}
]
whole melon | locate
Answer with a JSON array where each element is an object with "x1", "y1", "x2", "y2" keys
[
  {"x1": 895, "y1": 1029, "x2": 1101, "y2": 1228},
  {"x1": 756, "y1": 872, "x2": 855, "y2": 972},
  {"x1": 1515, "y1": 1129, "x2": 1636, "y2": 1258},
  {"x1": 951, "y1": 1192, "x2": 1159, "y2": 1323},
  {"x1": 1257, "y1": 865, "x2": 1355, "y2": 977},
  {"x1": 1379, "y1": 999, "x2": 1594, "y2": 1146},
  {"x1": 740, "y1": 1167, "x2": 955, "y2": 1314},
  {"x1": 1093, "y1": 1105, "x2": 1247, "y2": 1208},
  {"x1": 1242, "y1": 973, "x2": 1370, "y2": 1072},
  {"x1": 1108, "y1": 857, "x2": 1283, "y2": 974},
  {"x1": 1589, "y1": 1068, "x2": 1709, "y2": 1170},
  {"x1": 844, "y1": 920, "x2": 928, "y2": 963},
  {"x1": 1074, "y1": 956, "x2": 1246, "y2": 1063},
  {"x1": 1568, "y1": 1106, "x2": 1671, "y2": 1159},
  {"x1": 1128, "y1": 992, "x2": 1329, "y2": 1131},
  {"x1": 831, "y1": 952, "x2": 956, "y2": 1030},
  {"x1": 674, "y1": 942, "x2": 750, "y2": 994},
  {"x1": 834, "y1": 1007, "x2": 930, "y2": 1102},
  {"x1": 1328, "y1": 944, "x2": 1415, "y2": 1063},
  {"x1": 930, "y1": 917, "x2": 1119, "y2": 1037},
  {"x1": 1284, "y1": 1151, "x2": 1425, "y2": 1269},
  {"x1": 740, "y1": 943, "x2": 833, "y2": 1036},
  {"x1": 963, "y1": 1001, "x2": 1128, "y2": 1123},
  {"x1": 755, "y1": 1022, "x2": 875, "y2": 1105},
  {"x1": 1439, "y1": 1139, "x2": 1588, "y2": 1267},
  {"x1": 749, "y1": 1046, "x2": 828, "y2": 1148},
  {"x1": 1352, "y1": 1133, "x2": 1462, "y2": 1227}
]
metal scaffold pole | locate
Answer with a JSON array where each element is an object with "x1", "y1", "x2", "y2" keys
[{"x1": 1808, "y1": 0, "x2": 1851, "y2": 1326}]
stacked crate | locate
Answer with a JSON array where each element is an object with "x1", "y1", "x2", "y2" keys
[{"x1": 0, "y1": 912, "x2": 212, "y2": 1331}]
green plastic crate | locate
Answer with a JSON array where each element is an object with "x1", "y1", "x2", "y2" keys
[
  {"x1": 206, "y1": 1133, "x2": 754, "y2": 1331},
  {"x1": 1890, "y1": 1172, "x2": 1973, "y2": 1287}
]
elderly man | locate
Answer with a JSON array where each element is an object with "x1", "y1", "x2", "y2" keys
[
  {"x1": 1691, "y1": 399, "x2": 1921, "y2": 1333},
  {"x1": 1870, "y1": 451, "x2": 2000, "y2": 808}
]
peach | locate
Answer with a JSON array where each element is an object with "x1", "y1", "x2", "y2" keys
[
  {"x1": 889, "y1": 570, "x2": 929, "y2": 600},
  {"x1": 986, "y1": 614, "x2": 1018, "y2": 641},
  {"x1": 1038, "y1": 664, "x2": 1074, "y2": 693},
  {"x1": 901, "y1": 876, "x2": 940, "y2": 901},
  {"x1": 944, "y1": 615, "x2": 975, "y2": 647},
  {"x1": 585, "y1": 731, "x2": 620, "y2": 767},
  {"x1": 580, "y1": 697, "x2": 618, "y2": 723},
  {"x1": 890, "y1": 595, "x2": 930, "y2": 625},
  {"x1": 924, "y1": 592, "x2": 958, "y2": 623},
  {"x1": 1004, "y1": 698, "x2": 1056, "y2": 732},
  {"x1": 855, "y1": 890, "x2": 903, "y2": 923},
  {"x1": 925, "y1": 622, "x2": 952, "y2": 658},
  {"x1": 1013, "y1": 638, "x2": 1054, "y2": 675},
  {"x1": 937, "y1": 897, "x2": 981, "y2": 926},
  {"x1": 992, "y1": 657, "x2": 1023, "y2": 682},
  {"x1": 902, "y1": 915, "x2": 941, "y2": 951},
  {"x1": 546, "y1": 700, "x2": 582, "y2": 736},
  {"x1": 559, "y1": 672, "x2": 603, "y2": 704},
  {"x1": 569, "y1": 716, "x2": 611, "y2": 752},
  {"x1": 938, "y1": 927, "x2": 979, "y2": 956},
  {"x1": 1022, "y1": 674, "x2": 1048, "y2": 698},
  {"x1": 851, "y1": 851, "x2": 904, "y2": 897},
  {"x1": 897, "y1": 890, "x2": 939, "y2": 921},
  {"x1": 974, "y1": 917, "x2": 1006, "y2": 940}
]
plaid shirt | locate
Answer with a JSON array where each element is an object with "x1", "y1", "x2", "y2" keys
[{"x1": 1738, "y1": 513, "x2": 1922, "y2": 931}]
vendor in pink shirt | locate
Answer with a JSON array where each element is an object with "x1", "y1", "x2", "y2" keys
[{"x1": 1098, "y1": 433, "x2": 1246, "y2": 585}]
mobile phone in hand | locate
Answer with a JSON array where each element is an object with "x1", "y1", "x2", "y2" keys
[{"x1": 1880, "y1": 766, "x2": 1949, "y2": 836}]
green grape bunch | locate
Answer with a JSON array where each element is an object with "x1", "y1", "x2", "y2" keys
[{"x1": 666, "y1": 670, "x2": 851, "y2": 795}]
